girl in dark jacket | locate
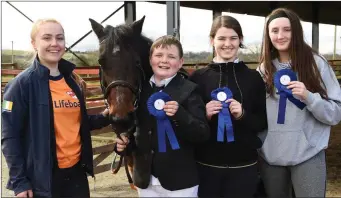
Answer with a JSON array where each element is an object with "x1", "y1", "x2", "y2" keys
[
  {"x1": 189, "y1": 15, "x2": 268, "y2": 198},
  {"x1": 1, "y1": 18, "x2": 110, "y2": 198}
]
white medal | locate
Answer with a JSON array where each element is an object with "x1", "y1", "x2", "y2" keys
[
  {"x1": 280, "y1": 75, "x2": 291, "y2": 85},
  {"x1": 154, "y1": 99, "x2": 165, "y2": 110},
  {"x1": 217, "y1": 92, "x2": 227, "y2": 102}
]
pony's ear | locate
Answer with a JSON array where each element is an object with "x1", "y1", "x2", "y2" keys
[
  {"x1": 131, "y1": 16, "x2": 145, "y2": 35},
  {"x1": 89, "y1": 18, "x2": 105, "y2": 39}
]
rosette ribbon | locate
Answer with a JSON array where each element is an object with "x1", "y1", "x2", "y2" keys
[
  {"x1": 147, "y1": 91, "x2": 180, "y2": 152},
  {"x1": 211, "y1": 87, "x2": 234, "y2": 142},
  {"x1": 274, "y1": 69, "x2": 306, "y2": 124}
]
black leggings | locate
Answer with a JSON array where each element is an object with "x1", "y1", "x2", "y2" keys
[
  {"x1": 197, "y1": 162, "x2": 258, "y2": 198},
  {"x1": 51, "y1": 162, "x2": 90, "y2": 198}
]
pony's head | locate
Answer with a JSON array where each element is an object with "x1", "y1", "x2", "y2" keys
[{"x1": 90, "y1": 16, "x2": 153, "y2": 132}]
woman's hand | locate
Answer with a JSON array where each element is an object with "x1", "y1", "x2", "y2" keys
[
  {"x1": 206, "y1": 100, "x2": 223, "y2": 120},
  {"x1": 164, "y1": 101, "x2": 179, "y2": 117},
  {"x1": 16, "y1": 190, "x2": 33, "y2": 197},
  {"x1": 115, "y1": 134, "x2": 129, "y2": 152},
  {"x1": 226, "y1": 99, "x2": 243, "y2": 119},
  {"x1": 287, "y1": 81, "x2": 309, "y2": 101},
  {"x1": 102, "y1": 108, "x2": 110, "y2": 118}
]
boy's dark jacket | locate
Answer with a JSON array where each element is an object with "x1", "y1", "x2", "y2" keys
[
  {"x1": 1, "y1": 58, "x2": 110, "y2": 197},
  {"x1": 190, "y1": 61, "x2": 268, "y2": 167},
  {"x1": 116, "y1": 74, "x2": 210, "y2": 190}
]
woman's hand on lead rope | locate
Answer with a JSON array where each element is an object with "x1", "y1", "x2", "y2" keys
[
  {"x1": 102, "y1": 108, "x2": 110, "y2": 118},
  {"x1": 115, "y1": 134, "x2": 130, "y2": 152}
]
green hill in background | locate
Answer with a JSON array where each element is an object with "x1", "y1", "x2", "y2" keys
[{"x1": 1, "y1": 50, "x2": 100, "y2": 68}]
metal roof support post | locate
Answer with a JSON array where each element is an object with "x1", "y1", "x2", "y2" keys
[
  {"x1": 212, "y1": 2, "x2": 222, "y2": 19},
  {"x1": 124, "y1": 1, "x2": 136, "y2": 24},
  {"x1": 212, "y1": 2, "x2": 222, "y2": 58},
  {"x1": 333, "y1": 25, "x2": 337, "y2": 60},
  {"x1": 167, "y1": 1, "x2": 180, "y2": 40},
  {"x1": 312, "y1": 2, "x2": 320, "y2": 51},
  {"x1": 269, "y1": 1, "x2": 279, "y2": 12}
]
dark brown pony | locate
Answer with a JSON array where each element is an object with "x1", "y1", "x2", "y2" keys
[{"x1": 89, "y1": 16, "x2": 153, "y2": 189}]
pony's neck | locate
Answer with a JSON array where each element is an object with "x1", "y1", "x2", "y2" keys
[{"x1": 138, "y1": 35, "x2": 153, "y2": 80}]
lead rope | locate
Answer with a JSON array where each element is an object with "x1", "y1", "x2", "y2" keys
[{"x1": 93, "y1": 175, "x2": 97, "y2": 191}]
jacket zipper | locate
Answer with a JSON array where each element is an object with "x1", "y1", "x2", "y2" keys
[
  {"x1": 217, "y1": 63, "x2": 243, "y2": 105},
  {"x1": 219, "y1": 65, "x2": 223, "y2": 88},
  {"x1": 47, "y1": 80, "x2": 53, "y2": 197}
]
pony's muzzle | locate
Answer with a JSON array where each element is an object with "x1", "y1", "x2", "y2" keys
[{"x1": 110, "y1": 111, "x2": 136, "y2": 125}]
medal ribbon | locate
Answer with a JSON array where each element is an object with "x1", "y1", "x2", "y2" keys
[
  {"x1": 274, "y1": 69, "x2": 306, "y2": 124},
  {"x1": 147, "y1": 91, "x2": 180, "y2": 152},
  {"x1": 211, "y1": 87, "x2": 235, "y2": 142}
]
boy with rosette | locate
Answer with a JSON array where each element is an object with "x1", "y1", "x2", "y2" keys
[{"x1": 115, "y1": 35, "x2": 210, "y2": 197}]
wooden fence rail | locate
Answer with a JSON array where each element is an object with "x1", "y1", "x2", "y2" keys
[
  {"x1": 2, "y1": 60, "x2": 340, "y2": 95},
  {"x1": 2, "y1": 60, "x2": 340, "y2": 108},
  {"x1": 2, "y1": 60, "x2": 340, "y2": 78},
  {"x1": 2, "y1": 60, "x2": 341, "y2": 107}
]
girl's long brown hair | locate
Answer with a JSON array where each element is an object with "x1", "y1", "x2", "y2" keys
[{"x1": 259, "y1": 8, "x2": 327, "y2": 98}]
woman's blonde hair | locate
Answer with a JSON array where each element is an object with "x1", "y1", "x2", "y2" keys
[
  {"x1": 31, "y1": 18, "x2": 64, "y2": 41},
  {"x1": 26, "y1": 18, "x2": 64, "y2": 66}
]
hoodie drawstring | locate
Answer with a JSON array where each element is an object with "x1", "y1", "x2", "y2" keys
[
  {"x1": 216, "y1": 62, "x2": 243, "y2": 105},
  {"x1": 233, "y1": 64, "x2": 243, "y2": 105}
]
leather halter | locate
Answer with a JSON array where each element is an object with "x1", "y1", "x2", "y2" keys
[{"x1": 99, "y1": 61, "x2": 145, "y2": 110}]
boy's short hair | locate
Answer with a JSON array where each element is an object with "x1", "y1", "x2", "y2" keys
[{"x1": 150, "y1": 35, "x2": 184, "y2": 58}]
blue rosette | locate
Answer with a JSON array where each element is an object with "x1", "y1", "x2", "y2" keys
[
  {"x1": 274, "y1": 69, "x2": 306, "y2": 124},
  {"x1": 211, "y1": 87, "x2": 235, "y2": 142},
  {"x1": 147, "y1": 91, "x2": 180, "y2": 152}
]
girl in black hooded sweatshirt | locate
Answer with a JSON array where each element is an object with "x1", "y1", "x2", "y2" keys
[{"x1": 189, "y1": 15, "x2": 267, "y2": 198}]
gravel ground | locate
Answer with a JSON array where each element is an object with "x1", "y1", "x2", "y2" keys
[{"x1": 1, "y1": 139, "x2": 138, "y2": 198}]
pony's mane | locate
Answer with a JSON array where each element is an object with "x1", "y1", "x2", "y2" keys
[
  {"x1": 104, "y1": 24, "x2": 132, "y2": 50},
  {"x1": 137, "y1": 34, "x2": 153, "y2": 80},
  {"x1": 103, "y1": 23, "x2": 153, "y2": 80}
]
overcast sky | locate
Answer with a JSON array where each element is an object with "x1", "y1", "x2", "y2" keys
[{"x1": 2, "y1": 1, "x2": 341, "y2": 54}]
